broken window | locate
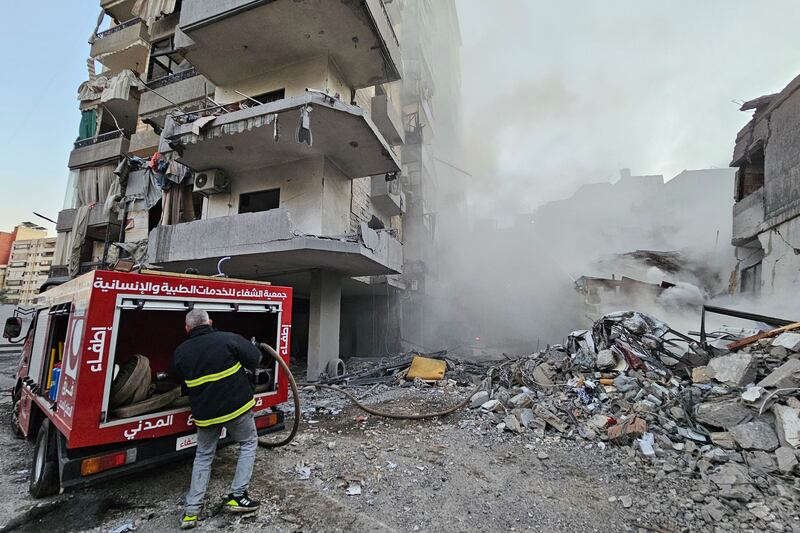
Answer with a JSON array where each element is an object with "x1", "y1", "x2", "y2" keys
[
  {"x1": 147, "y1": 36, "x2": 186, "y2": 82},
  {"x1": 740, "y1": 262, "x2": 762, "y2": 295},
  {"x1": 735, "y1": 147, "x2": 765, "y2": 201},
  {"x1": 239, "y1": 189, "x2": 280, "y2": 214}
]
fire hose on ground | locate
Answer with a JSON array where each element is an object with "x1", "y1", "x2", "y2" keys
[{"x1": 255, "y1": 343, "x2": 485, "y2": 449}]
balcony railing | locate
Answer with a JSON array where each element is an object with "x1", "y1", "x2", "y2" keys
[
  {"x1": 146, "y1": 67, "x2": 200, "y2": 90},
  {"x1": 95, "y1": 17, "x2": 142, "y2": 39},
  {"x1": 74, "y1": 129, "x2": 130, "y2": 149}
]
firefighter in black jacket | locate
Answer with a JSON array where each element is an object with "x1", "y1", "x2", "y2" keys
[{"x1": 173, "y1": 309, "x2": 263, "y2": 528}]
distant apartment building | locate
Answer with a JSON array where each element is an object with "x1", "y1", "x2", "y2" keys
[
  {"x1": 4, "y1": 230, "x2": 55, "y2": 306},
  {"x1": 51, "y1": 0, "x2": 462, "y2": 380},
  {"x1": 730, "y1": 75, "x2": 800, "y2": 297}
]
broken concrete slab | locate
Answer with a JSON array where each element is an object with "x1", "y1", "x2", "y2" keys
[
  {"x1": 772, "y1": 332, "x2": 800, "y2": 352},
  {"x1": 772, "y1": 404, "x2": 800, "y2": 449},
  {"x1": 595, "y1": 349, "x2": 616, "y2": 370},
  {"x1": 695, "y1": 400, "x2": 752, "y2": 430},
  {"x1": 533, "y1": 363, "x2": 557, "y2": 388},
  {"x1": 508, "y1": 392, "x2": 533, "y2": 409},
  {"x1": 533, "y1": 405, "x2": 568, "y2": 433},
  {"x1": 707, "y1": 352, "x2": 757, "y2": 387},
  {"x1": 757, "y1": 358, "x2": 800, "y2": 389},
  {"x1": 775, "y1": 446, "x2": 798, "y2": 474},
  {"x1": 729, "y1": 420, "x2": 779, "y2": 451},
  {"x1": 503, "y1": 414, "x2": 522, "y2": 434},
  {"x1": 710, "y1": 432, "x2": 737, "y2": 450},
  {"x1": 480, "y1": 399, "x2": 504, "y2": 413},
  {"x1": 691, "y1": 366, "x2": 713, "y2": 384}
]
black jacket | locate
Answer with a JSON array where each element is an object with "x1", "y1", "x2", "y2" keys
[{"x1": 172, "y1": 325, "x2": 262, "y2": 427}]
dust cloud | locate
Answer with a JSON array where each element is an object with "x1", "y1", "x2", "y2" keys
[{"x1": 406, "y1": 1, "x2": 800, "y2": 354}]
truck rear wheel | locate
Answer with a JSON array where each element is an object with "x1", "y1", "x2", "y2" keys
[{"x1": 30, "y1": 420, "x2": 60, "y2": 498}]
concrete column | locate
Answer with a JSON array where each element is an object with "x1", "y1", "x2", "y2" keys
[{"x1": 307, "y1": 270, "x2": 342, "y2": 382}]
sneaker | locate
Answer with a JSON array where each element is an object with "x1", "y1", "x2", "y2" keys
[
  {"x1": 180, "y1": 514, "x2": 198, "y2": 529},
  {"x1": 225, "y1": 492, "x2": 260, "y2": 513}
]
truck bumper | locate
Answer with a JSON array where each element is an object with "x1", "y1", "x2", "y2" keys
[{"x1": 58, "y1": 412, "x2": 285, "y2": 490}]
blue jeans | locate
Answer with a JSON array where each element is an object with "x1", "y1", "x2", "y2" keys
[{"x1": 184, "y1": 411, "x2": 257, "y2": 515}]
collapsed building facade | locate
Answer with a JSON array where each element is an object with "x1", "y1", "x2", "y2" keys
[
  {"x1": 49, "y1": 0, "x2": 463, "y2": 381},
  {"x1": 731, "y1": 76, "x2": 800, "y2": 298}
]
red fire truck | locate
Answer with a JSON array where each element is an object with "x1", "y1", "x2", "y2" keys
[{"x1": 4, "y1": 270, "x2": 292, "y2": 497}]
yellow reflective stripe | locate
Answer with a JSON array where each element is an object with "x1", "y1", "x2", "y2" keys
[
  {"x1": 193, "y1": 398, "x2": 255, "y2": 427},
  {"x1": 185, "y1": 362, "x2": 242, "y2": 388}
]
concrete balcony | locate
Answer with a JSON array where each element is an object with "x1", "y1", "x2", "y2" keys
[
  {"x1": 371, "y1": 94, "x2": 405, "y2": 146},
  {"x1": 56, "y1": 204, "x2": 118, "y2": 233},
  {"x1": 101, "y1": 0, "x2": 137, "y2": 22},
  {"x1": 370, "y1": 175, "x2": 405, "y2": 216},
  {"x1": 732, "y1": 187, "x2": 766, "y2": 245},
  {"x1": 78, "y1": 70, "x2": 144, "y2": 132},
  {"x1": 129, "y1": 127, "x2": 160, "y2": 157},
  {"x1": 91, "y1": 17, "x2": 150, "y2": 74},
  {"x1": 166, "y1": 92, "x2": 400, "y2": 178},
  {"x1": 174, "y1": 0, "x2": 400, "y2": 88},
  {"x1": 139, "y1": 68, "x2": 214, "y2": 127},
  {"x1": 68, "y1": 130, "x2": 130, "y2": 169},
  {"x1": 147, "y1": 208, "x2": 403, "y2": 278}
]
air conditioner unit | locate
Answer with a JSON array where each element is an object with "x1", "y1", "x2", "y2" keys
[{"x1": 193, "y1": 169, "x2": 230, "y2": 195}]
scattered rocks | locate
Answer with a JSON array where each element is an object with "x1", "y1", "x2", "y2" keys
[{"x1": 470, "y1": 390, "x2": 490, "y2": 408}]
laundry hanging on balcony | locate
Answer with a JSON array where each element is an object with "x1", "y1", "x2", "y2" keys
[
  {"x1": 77, "y1": 109, "x2": 98, "y2": 141},
  {"x1": 132, "y1": 0, "x2": 178, "y2": 27},
  {"x1": 296, "y1": 105, "x2": 313, "y2": 147},
  {"x1": 77, "y1": 70, "x2": 145, "y2": 104}
]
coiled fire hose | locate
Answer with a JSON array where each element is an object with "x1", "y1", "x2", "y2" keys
[{"x1": 256, "y1": 343, "x2": 484, "y2": 448}]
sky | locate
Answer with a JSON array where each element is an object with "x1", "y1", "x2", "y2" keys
[{"x1": 1, "y1": 2, "x2": 800, "y2": 231}]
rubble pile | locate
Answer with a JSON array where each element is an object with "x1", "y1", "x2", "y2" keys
[{"x1": 464, "y1": 311, "x2": 800, "y2": 530}]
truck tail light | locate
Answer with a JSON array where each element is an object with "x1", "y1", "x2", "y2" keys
[
  {"x1": 255, "y1": 412, "x2": 278, "y2": 429},
  {"x1": 81, "y1": 449, "x2": 136, "y2": 476}
]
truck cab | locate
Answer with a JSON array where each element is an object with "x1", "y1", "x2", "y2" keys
[{"x1": 6, "y1": 270, "x2": 292, "y2": 497}]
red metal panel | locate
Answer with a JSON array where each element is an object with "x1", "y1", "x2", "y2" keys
[{"x1": 24, "y1": 270, "x2": 292, "y2": 449}]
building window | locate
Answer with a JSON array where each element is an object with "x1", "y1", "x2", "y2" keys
[
  {"x1": 735, "y1": 149, "x2": 765, "y2": 201},
  {"x1": 239, "y1": 189, "x2": 280, "y2": 214},
  {"x1": 741, "y1": 262, "x2": 762, "y2": 295},
  {"x1": 147, "y1": 36, "x2": 185, "y2": 82},
  {"x1": 251, "y1": 89, "x2": 285, "y2": 105}
]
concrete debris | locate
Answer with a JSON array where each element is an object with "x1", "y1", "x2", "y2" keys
[
  {"x1": 480, "y1": 399, "x2": 503, "y2": 413},
  {"x1": 741, "y1": 386, "x2": 762, "y2": 403},
  {"x1": 771, "y1": 332, "x2": 800, "y2": 352},
  {"x1": 469, "y1": 390, "x2": 490, "y2": 408},
  {"x1": 595, "y1": 349, "x2": 616, "y2": 370},
  {"x1": 757, "y1": 358, "x2": 800, "y2": 389},
  {"x1": 695, "y1": 400, "x2": 751, "y2": 430},
  {"x1": 772, "y1": 404, "x2": 800, "y2": 448},
  {"x1": 775, "y1": 446, "x2": 798, "y2": 473},
  {"x1": 706, "y1": 352, "x2": 757, "y2": 387},
  {"x1": 325, "y1": 308, "x2": 800, "y2": 531},
  {"x1": 709, "y1": 431, "x2": 736, "y2": 449},
  {"x1": 729, "y1": 420, "x2": 780, "y2": 451}
]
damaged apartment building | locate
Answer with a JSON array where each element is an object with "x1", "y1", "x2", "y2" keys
[
  {"x1": 731, "y1": 74, "x2": 800, "y2": 298},
  {"x1": 50, "y1": 0, "x2": 463, "y2": 381}
]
